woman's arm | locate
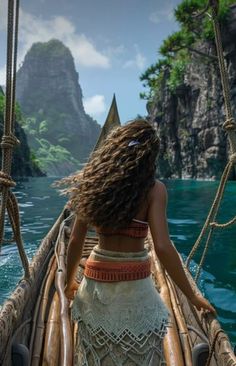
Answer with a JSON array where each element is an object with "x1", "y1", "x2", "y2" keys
[
  {"x1": 148, "y1": 181, "x2": 216, "y2": 314},
  {"x1": 65, "y1": 215, "x2": 88, "y2": 299}
]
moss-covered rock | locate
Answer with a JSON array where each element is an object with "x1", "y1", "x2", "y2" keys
[{"x1": 0, "y1": 92, "x2": 44, "y2": 177}]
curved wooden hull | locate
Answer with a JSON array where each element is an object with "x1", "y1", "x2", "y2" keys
[{"x1": 0, "y1": 213, "x2": 235, "y2": 366}]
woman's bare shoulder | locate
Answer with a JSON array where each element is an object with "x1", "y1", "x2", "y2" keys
[{"x1": 148, "y1": 180, "x2": 167, "y2": 202}]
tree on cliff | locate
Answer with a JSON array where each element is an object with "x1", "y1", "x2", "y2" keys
[{"x1": 140, "y1": 0, "x2": 235, "y2": 99}]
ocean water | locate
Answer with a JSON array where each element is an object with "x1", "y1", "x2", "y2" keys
[
  {"x1": 0, "y1": 177, "x2": 235, "y2": 346},
  {"x1": 166, "y1": 179, "x2": 236, "y2": 346}
]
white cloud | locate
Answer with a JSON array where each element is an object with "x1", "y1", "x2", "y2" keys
[
  {"x1": 83, "y1": 95, "x2": 106, "y2": 118},
  {"x1": 123, "y1": 45, "x2": 146, "y2": 71},
  {"x1": 149, "y1": 4, "x2": 174, "y2": 24},
  {"x1": 0, "y1": 65, "x2": 6, "y2": 86},
  {"x1": 67, "y1": 34, "x2": 110, "y2": 68},
  {"x1": 17, "y1": 9, "x2": 110, "y2": 69}
]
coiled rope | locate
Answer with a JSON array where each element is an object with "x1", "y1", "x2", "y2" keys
[
  {"x1": 0, "y1": 0, "x2": 30, "y2": 278},
  {"x1": 186, "y1": 0, "x2": 236, "y2": 282}
]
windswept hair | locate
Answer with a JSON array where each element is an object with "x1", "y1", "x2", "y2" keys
[{"x1": 62, "y1": 119, "x2": 160, "y2": 228}]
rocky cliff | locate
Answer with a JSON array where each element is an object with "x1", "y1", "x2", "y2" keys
[
  {"x1": 0, "y1": 89, "x2": 43, "y2": 177},
  {"x1": 16, "y1": 39, "x2": 101, "y2": 176},
  {"x1": 145, "y1": 3, "x2": 236, "y2": 180}
]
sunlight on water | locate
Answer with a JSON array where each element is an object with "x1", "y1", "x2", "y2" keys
[{"x1": 0, "y1": 177, "x2": 66, "y2": 303}]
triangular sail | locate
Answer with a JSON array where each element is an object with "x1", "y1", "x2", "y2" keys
[{"x1": 93, "y1": 94, "x2": 121, "y2": 151}]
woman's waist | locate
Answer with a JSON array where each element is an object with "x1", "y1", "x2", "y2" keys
[
  {"x1": 97, "y1": 242, "x2": 146, "y2": 257},
  {"x1": 84, "y1": 245, "x2": 151, "y2": 282},
  {"x1": 89, "y1": 244, "x2": 149, "y2": 262},
  {"x1": 95, "y1": 219, "x2": 149, "y2": 239}
]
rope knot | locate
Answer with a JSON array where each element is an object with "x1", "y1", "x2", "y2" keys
[
  {"x1": 1, "y1": 134, "x2": 20, "y2": 149},
  {"x1": 229, "y1": 152, "x2": 236, "y2": 164},
  {"x1": 0, "y1": 171, "x2": 16, "y2": 188},
  {"x1": 223, "y1": 118, "x2": 236, "y2": 131}
]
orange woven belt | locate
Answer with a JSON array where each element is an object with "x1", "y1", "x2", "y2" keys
[{"x1": 84, "y1": 259, "x2": 151, "y2": 282}]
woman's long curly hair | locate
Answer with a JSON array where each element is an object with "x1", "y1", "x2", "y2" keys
[{"x1": 63, "y1": 119, "x2": 160, "y2": 228}]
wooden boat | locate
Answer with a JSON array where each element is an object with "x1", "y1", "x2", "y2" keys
[
  {"x1": 1, "y1": 212, "x2": 236, "y2": 366},
  {"x1": 0, "y1": 1, "x2": 236, "y2": 365}
]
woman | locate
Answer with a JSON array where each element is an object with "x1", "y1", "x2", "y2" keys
[{"x1": 65, "y1": 119, "x2": 215, "y2": 366}]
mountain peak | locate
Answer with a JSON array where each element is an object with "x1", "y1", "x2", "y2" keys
[{"x1": 16, "y1": 40, "x2": 101, "y2": 175}]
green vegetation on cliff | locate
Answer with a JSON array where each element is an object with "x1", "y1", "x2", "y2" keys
[
  {"x1": 140, "y1": 0, "x2": 236, "y2": 180},
  {"x1": 20, "y1": 116, "x2": 80, "y2": 174},
  {"x1": 0, "y1": 92, "x2": 78, "y2": 175},
  {"x1": 16, "y1": 39, "x2": 101, "y2": 176},
  {"x1": 140, "y1": 0, "x2": 235, "y2": 100},
  {"x1": 0, "y1": 94, "x2": 43, "y2": 176}
]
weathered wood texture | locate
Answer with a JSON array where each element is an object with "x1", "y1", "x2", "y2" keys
[
  {"x1": 55, "y1": 229, "x2": 73, "y2": 366},
  {"x1": 31, "y1": 258, "x2": 57, "y2": 366},
  {"x1": 42, "y1": 292, "x2": 60, "y2": 366},
  {"x1": 0, "y1": 210, "x2": 65, "y2": 366}
]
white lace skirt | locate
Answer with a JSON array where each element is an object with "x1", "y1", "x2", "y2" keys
[{"x1": 72, "y1": 246, "x2": 170, "y2": 366}]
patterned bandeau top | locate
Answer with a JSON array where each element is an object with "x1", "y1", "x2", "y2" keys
[{"x1": 96, "y1": 219, "x2": 149, "y2": 238}]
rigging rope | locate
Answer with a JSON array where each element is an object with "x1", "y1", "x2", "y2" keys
[
  {"x1": 205, "y1": 328, "x2": 225, "y2": 366},
  {"x1": 0, "y1": 0, "x2": 30, "y2": 278},
  {"x1": 186, "y1": 0, "x2": 236, "y2": 281}
]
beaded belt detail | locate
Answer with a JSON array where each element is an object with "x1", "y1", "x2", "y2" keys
[{"x1": 84, "y1": 259, "x2": 151, "y2": 282}]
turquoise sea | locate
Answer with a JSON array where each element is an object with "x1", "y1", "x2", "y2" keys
[{"x1": 0, "y1": 177, "x2": 235, "y2": 346}]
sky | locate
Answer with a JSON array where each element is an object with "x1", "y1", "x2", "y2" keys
[{"x1": 0, "y1": 0, "x2": 182, "y2": 125}]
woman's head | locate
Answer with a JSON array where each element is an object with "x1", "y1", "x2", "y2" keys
[{"x1": 68, "y1": 118, "x2": 160, "y2": 228}]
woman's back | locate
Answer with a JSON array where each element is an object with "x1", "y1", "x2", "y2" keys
[{"x1": 96, "y1": 185, "x2": 151, "y2": 253}]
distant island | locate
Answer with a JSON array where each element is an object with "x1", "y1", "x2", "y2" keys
[{"x1": 15, "y1": 39, "x2": 101, "y2": 176}]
